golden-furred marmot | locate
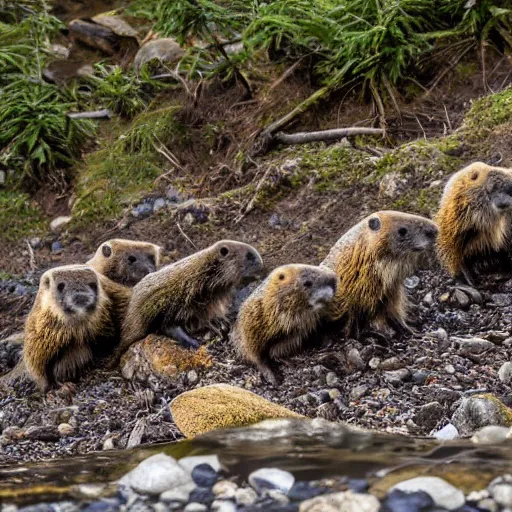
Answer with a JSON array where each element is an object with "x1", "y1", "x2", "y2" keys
[
  {"x1": 110, "y1": 240, "x2": 264, "y2": 363},
  {"x1": 87, "y1": 238, "x2": 162, "y2": 287},
  {"x1": 231, "y1": 264, "x2": 337, "y2": 384},
  {"x1": 436, "y1": 162, "x2": 512, "y2": 285},
  {"x1": 23, "y1": 264, "x2": 130, "y2": 392},
  {"x1": 320, "y1": 210, "x2": 438, "y2": 337}
]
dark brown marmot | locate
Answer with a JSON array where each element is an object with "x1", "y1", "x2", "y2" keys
[
  {"x1": 109, "y1": 240, "x2": 264, "y2": 363},
  {"x1": 320, "y1": 210, "x2": 438, "y2": 337},
  {"x1": 87, "y1": 238, "x2": 162, "y2": 287},
  {"x1": 231, "y1": 264, "x2": 337, "y2": 384},
  {"x1": 436, "y1": 162, "x2": 512, "y2": 285},
  {"x1": 22, "y1": 265, "x2": 130, "y2": 392}
]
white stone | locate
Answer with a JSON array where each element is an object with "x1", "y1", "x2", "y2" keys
[
  {"x1": 299, "y1": 490, "x2": 379, "y2": 512},
  {"x1": 489, "y1": 475, "x2": 512, "y2": 508},
  {"x1": 69, "y1": 483, "x2": 106, "y2": 499},
  {"x1": 58, "y1": 423, "x2": 74, "y2": 436},
  {"x1": 427, "y1": 328, "x2": 448, "y2": 341},
  {"x1": 50, "y1": 215, "x2": 72, "y2": 233},
  {"x1": 234, "y1": 487, "x2": 258, "y2": 506},
  {"x1": 187, "y1": 370, "x2": 199, "y2": 385},
  {"x1": 184, "y1": 504, "x2": 207, "y2": 512},
  {"x1": 179, "y1": 455, "x2": 221, "y2": 473},
  {"x1": 472, "y1": 425, "x2": 512, "y2": 445},
  {"x1": 249, "y1": 467, "x2": 295, "y2": 494},
  {"x1": 466, "y1": 489, "x2": 489, "y2": 502},
  {"x1": 433, "y1": 423, "x2": 459, "y2": 441},
  {"x1": 391, "y1": 476, "x2": 465, "y2": 510},
  {"x1": 119, "y1": 453, "x2": 193, "y2": 495},
  {"x1": 160, "y1": 483, "x2": 196, "y2": 503},
  {"x1": 211, "y1": 501, "x2": 236, "y2": 512},
  {"x1": 263, "y1": 489, "x2": 289, "y2": 504},
  {"x1": 499, "y1": 362, "x2": 512, "y2": 384},
  {"x1": 326, "y1": 372, "x2": 340, "y2": 387},
  {"x1": 212, "y1": 480, "x2": 238, "y2": 498}
]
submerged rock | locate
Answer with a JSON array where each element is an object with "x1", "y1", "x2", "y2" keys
[
  {"x1": 451, "y1": 394, "x2": 512, "y2": 436},
  {"x1": 249, "y1": 468, "x2": 295, "y2": 494},
  {"x1": 391, "y1": 476, "x2": 465, "y2": 510},
  {"x1": 170, "y1": 384, "x2": 303, "y2": 437},
  {"x1": 134, "y1": 38, "x2": 185, "y2": 72},
  {"x1": 471, "y1": 425, "x2": 512, "y2": 445},
  {"x1": 299, "y1": 490, "x2": 379, "y2": 512}
]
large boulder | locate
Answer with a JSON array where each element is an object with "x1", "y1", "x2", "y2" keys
[
  {"x1": 133, "y1": 38, "x2": 185, "y2": 72},
  {"x1": 120, "y1": 335, "x2": 212, "y2": 383},
  {"x1": 170, "y1": 384, "x2": 303, "y2": 437}
]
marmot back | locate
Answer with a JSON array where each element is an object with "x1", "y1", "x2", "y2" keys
[
  {"x1": 110, "y1": 240, "x2": 263, "y2": 364},
  {"x1": 435, "y1": 162, "x2": 512, "y2": 285},
  {"x1": 232, "y1": 264, "x2": 337, "y2": 384},
  {"x1": 320, "y1": 210, "x2": 438, "y2": 337},
  {"x1": 87, "y1": 239, "x2": 162, "y2": 287}
]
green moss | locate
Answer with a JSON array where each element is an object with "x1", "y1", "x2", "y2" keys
[
  {"x1": 463, "y1": 87, "x2": 512, "y2": 134},
  {"x1": 72, "y1": 105, "x2": 183, "y2": 226},
  {"x1": 391, "y1": 187, "x2": 441, "y2": 216},
  {"x1": 0, "y1": 190, "x2": 46, "y2": 242}
]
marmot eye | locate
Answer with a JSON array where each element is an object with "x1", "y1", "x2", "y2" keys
[
  {"x1": 246, "y1": 251, "x2": 255, "y2": 261},
  {"x1": 278, "y1": 273, "x2": 286, "y2": 280},
  {"x1": 220, "y1": 246, "x2": 229, "y2": 256},
  {"x1": 398, "y1": 227, "x2": 408, "y2": 236},
  {"x1": 470, "y1": 172, "x2": 479, "y2": 181},
  {"x1": 148, "y1": 255, "x2": 156, "y2": 265},
  {"x1": 368, "y1": 217, "x2": 381, "y2": 231},
  {"x1": 128, "y1": 255, "x2": 137, "y2": 264},
  {"x1": 57, "y1": 282, "x2": 65, "y2": 292},
  {"x1": 102, "y1": 245, "x2": 112, "y2": 258},
  {"x1": 89, "y1": 282, "x2": 98, "y2": 292},
  {"x1": 304, "y1": 280, "x2": 313, "y2": 288}
]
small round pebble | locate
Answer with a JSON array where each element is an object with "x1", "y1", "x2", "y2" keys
[
  {"x1": 212, "y1": 480, "x2": 238, "y2": 499},
  {"x1": 249, "y1": 468, "x2": 295, "y2": 494},
  {"x1": 234, "y1": 487, "x2": 258, "y2": 506},
  {"x1": 192, "y1": 463, "x2": 218, "y2": 488},
  {"x1": 188, "y1": 487, "x2": 215, "y2": 506},
  {"x1": 183, "y1": 504, "x2": 207, "y2": 512}
]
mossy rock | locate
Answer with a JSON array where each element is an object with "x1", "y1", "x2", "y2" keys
[
  {"x1": 120, "y1": 335, "x2": 213, "y2": 383},
  {"x1": 170, "y1": 383, "x2": 303, "y2": 437}
]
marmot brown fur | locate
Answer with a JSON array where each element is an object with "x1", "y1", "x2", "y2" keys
[
  {"x1": 436, "y1": 162, "x2": 512, "y2": 285},
  {"x1": 87, "y1": 239, "x2": 162, "y2": 287},
  {"x1": 320, "y1": 210, "x2": 438, "y2": 337},
  {"x1": 232, "y1": 264, "x2": 337, "y2": 384},
  {"x1": 22, "y1": 265, "x2": 130, "y2": 392},
  {"x1": 110, "y1": 240, "x2": 264, "y2": 363}
]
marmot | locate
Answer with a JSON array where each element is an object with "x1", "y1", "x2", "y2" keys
[
  {"x1": 320, "y1": 210, "x2": 438, "y2": 337},
  {"x1": 436, "y1": 162, "x2": 512, "y2": 285},
  {"x1": 87, "y1": 239, "x2": 162, "y2": 287},
  {"x1": 109, "y1": 240, "x2": 264, "y2": 363},
  {"x1": 232, "y1": 264, "x2": 337, "y2": 384},
  {"x1": 22, "y1": 265, "x2": 130, "y2": 392}
]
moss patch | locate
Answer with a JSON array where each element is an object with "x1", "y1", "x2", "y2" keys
[
  {"x1": 463, "y1": 87, "x2": 512, "y2": 134},
  {"x1": 72, "y1": 105, "x2": 184, "y2": 227},
  {"x1": 0, "y1": 190, "x2": 46, "y2": 242}
]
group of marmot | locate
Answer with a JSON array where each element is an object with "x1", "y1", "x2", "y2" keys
[{"x1": 4, "y1": 161, "x2": 512, "y2": 393}]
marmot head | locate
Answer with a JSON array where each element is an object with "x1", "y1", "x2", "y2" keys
[
  {"x1": 39, "y1": 265, "x2": 104, "y2": 321},
  {"x1": 90, "y1": 239, "x2": 162, "y2": 286},
  {"x1": 366, "y1": 210, "x2": 438, "y2": 257},
  {"x1": 267, "y1": 264, "x2": 337, "y2": 311},
  {"x1": 444, "y1": 162, "x2": 512, "y2": 215},
  {"x1": 208, "y1": 240, "x2": 264, "y2": 287}
]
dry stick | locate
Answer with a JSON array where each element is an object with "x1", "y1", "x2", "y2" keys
[
  {"x1": 443, "y1": 104, "x2": 453, "y2": 133},
  {"x1": 68, "y1": 109, "x2": 112, "y2": 119},
  {"x1": 25, "y1": 240, "x2": 36, "y2": 272},
  {"x1": 176, "y1": 222, "x2": 197, "y2": 249},
  {"x1": 273, "y1": 127, "x2": 384, "y2": 146},
  {"x1": 235, "y1": 165, "x2": 273, "y2": 224},
  {"x1": 268, "y1": 57, "x2": 306, "y2": 92}
]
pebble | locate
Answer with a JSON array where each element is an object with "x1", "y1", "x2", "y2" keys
[
  {"x1": 249, "y1": 468, "x2": 295, "y2": 494},
  {"x1": 412, "y1": 370, "x2": 429, "y2": 384},
  {"x1": 391, "y1": 476, "x2": 465, "y2": 510},
  {"x1": 160, "y1": 483, "x2": 195, "y2": 503},
  {"x1": 211, "y1": 501, "x2": 236, "y2": 512},
  {"x1": 288, "y1": 482, "x2": 327, "y2": 502},
  {"x1": 51, "y1": 241, "x2": 64, "y2": 253},
  {"x1": 153, "y1": 198, "x2": 166, "y2": 212},
  {"x1": 404, "y1": 276, "x2": 420, "y2": 289},
  {"x1": 187, "y1": 370, "x2": 199, "y2": 385},
  {"x1": 188, "y1": 488, "x2": 215, "y2": 505},
  {"x1": 119, "y1": 453, "x2": 193, "y2": 494},
  {"x1": 69, "y1": 484, "x2": 106, "y2": 500},
  {"x1": 234, "y1": 487, "x2": 257, "y2": 506},
  {"x1": 58, "y1": 423, "x2": 74, "y2": 436},
  {"x1": 433, "y1": 423, "x2": 459, "y2": 441},
  {"x1": 413, "y1": 401, "x2": 444, "y2": 430},
  {"x1": 350, "y1": 385, "x2": 369, "y2": 400},
  {"x1": 489, "y1": 475, "x2": 512, "y2": 508},
  {"x1": 325, "y1": 372, "x2": 340, "y2": 387},
  {"x1": 50, "y1": 216, "x2": 72, "y2": 233},
  {"x1": 423, "y1": 291, "x2": 434, "y2": 305},
  {"x1": 491, "y1": 293, "x2": 512, "y2": 307},
  {"x1": 347, "y1": 348, "x2": 365, "y2": 370},
  {"x1": 212, "y1": 480, "x2": 238, "y2": 499},
  {"x1": 328, "y1": 389, "x2": 341, "y2": 400},
  {"x1": 192, "y1": 464, "x2": 218, "y2": 488},
  {"x1": 29, "y1": 237, "x2": 42, "y2": 249},
  {"x1": 499, "y1": 362, "x2": 512, "y2": 384},
  {"x1": 379, "y1": 357, "x2": 402, "y2": 371},
  {"x1": 453, "y1": 336, "x2": 495, "y2": 356},
  {"x1": 444, "y1": 364, "x2": 456, "y2": 375},
  {"x1": 369, "y1": 357, "x2": 381, "y2": 370},
  {"x1": 383, "y1": 369, "x2": 410, "y2": 385},
  {"x1": 472, "y1": 425, "x2": 512, "y2": 445},
  {"x1": 317, "y1": 402, "x2": 338, "y2": 421},
  {"x1": 264, "y1": 489, "x2": 290, "y2": 505},
  {"x1": 183, "y1": 504, "x2": 207, "y2": 512},
  {"x1": 179, "y1": 455, "x2": 221, "y2": 473},
  {"x1": 381, "y1": 489, "x2": 434, "y2": 512},
  {"x1": 299, "y1": 490, "x2": 379, "y2": 512},
  {"x1": 427, "y1": 327, "x2": 448, "y2": 341}
]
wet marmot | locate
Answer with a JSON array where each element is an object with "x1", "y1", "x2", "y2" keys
[
  {"x1": 109, "y1": 240, "x2": 264, "y2": 363},
  {"x1": 87, "y1": 239, "x2": 162, "y2": 287},
  {"x1": 23, "y1": 265, "x2": 130, "y2": 392},
  {"x1": 232, "y1": 264, "x2": 337, "y2": 384},
  {"x1": 320, "y1": 210, "x2": 438, "y2": 337},
  {"x1": 436, "y1": 162, "x2": 512, "y2": 286}
]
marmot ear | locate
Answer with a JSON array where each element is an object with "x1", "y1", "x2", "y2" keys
[
  {"x1": 368, "y1": 217, "x2": 381, "y2": 231},
  {"x1": 470, "y1": 171, "x2": 479, "y2": 181},
  {"x1": 102, "y1": 244, "x2": 112, "y2": 258},
  {"x1": 43, "y1": 276, "x2": 50, "y2": 289}
]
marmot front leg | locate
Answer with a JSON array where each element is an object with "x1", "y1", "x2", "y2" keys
[{"x1": 164, "y1": 325, "x2": 201, "y2": 349}]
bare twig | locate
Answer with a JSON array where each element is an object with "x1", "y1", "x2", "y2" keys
[
  {"x1": 268, "y1": 57, "x2": 306, "y2": 92},
  {"x1": 235, "y1": 165, "x2": 273, "y2": 223},
  {"x1": 443, "y1": 104, "x2": 453, "y2": 133},
  {"x1": 176, "y1": 222, "x2": 197, "y2": 249},
  {"x1": 272, "y1": 127, "x2": 384, "y2": 146},
  {"x1": 413, "y1": 113, "x2": 427, "y2": 140},
  {"x1": 67, "y1": 109, "x2": 112, "y2": 119},
  {"x1": 25, "y1": 240, "x2": 36, "y2": 272}
]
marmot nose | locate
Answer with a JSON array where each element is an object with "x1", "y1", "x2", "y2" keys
[{"x1": 73, "y1": 293, "x2": 92, "y2": 307}]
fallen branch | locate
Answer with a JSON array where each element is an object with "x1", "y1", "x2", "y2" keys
[
  {"x1": 273, "y1": 127, "x2": 384, "y2": 146},
  {"x1": 67, "y1": 109, "x2": 112, "y2": 119}
]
